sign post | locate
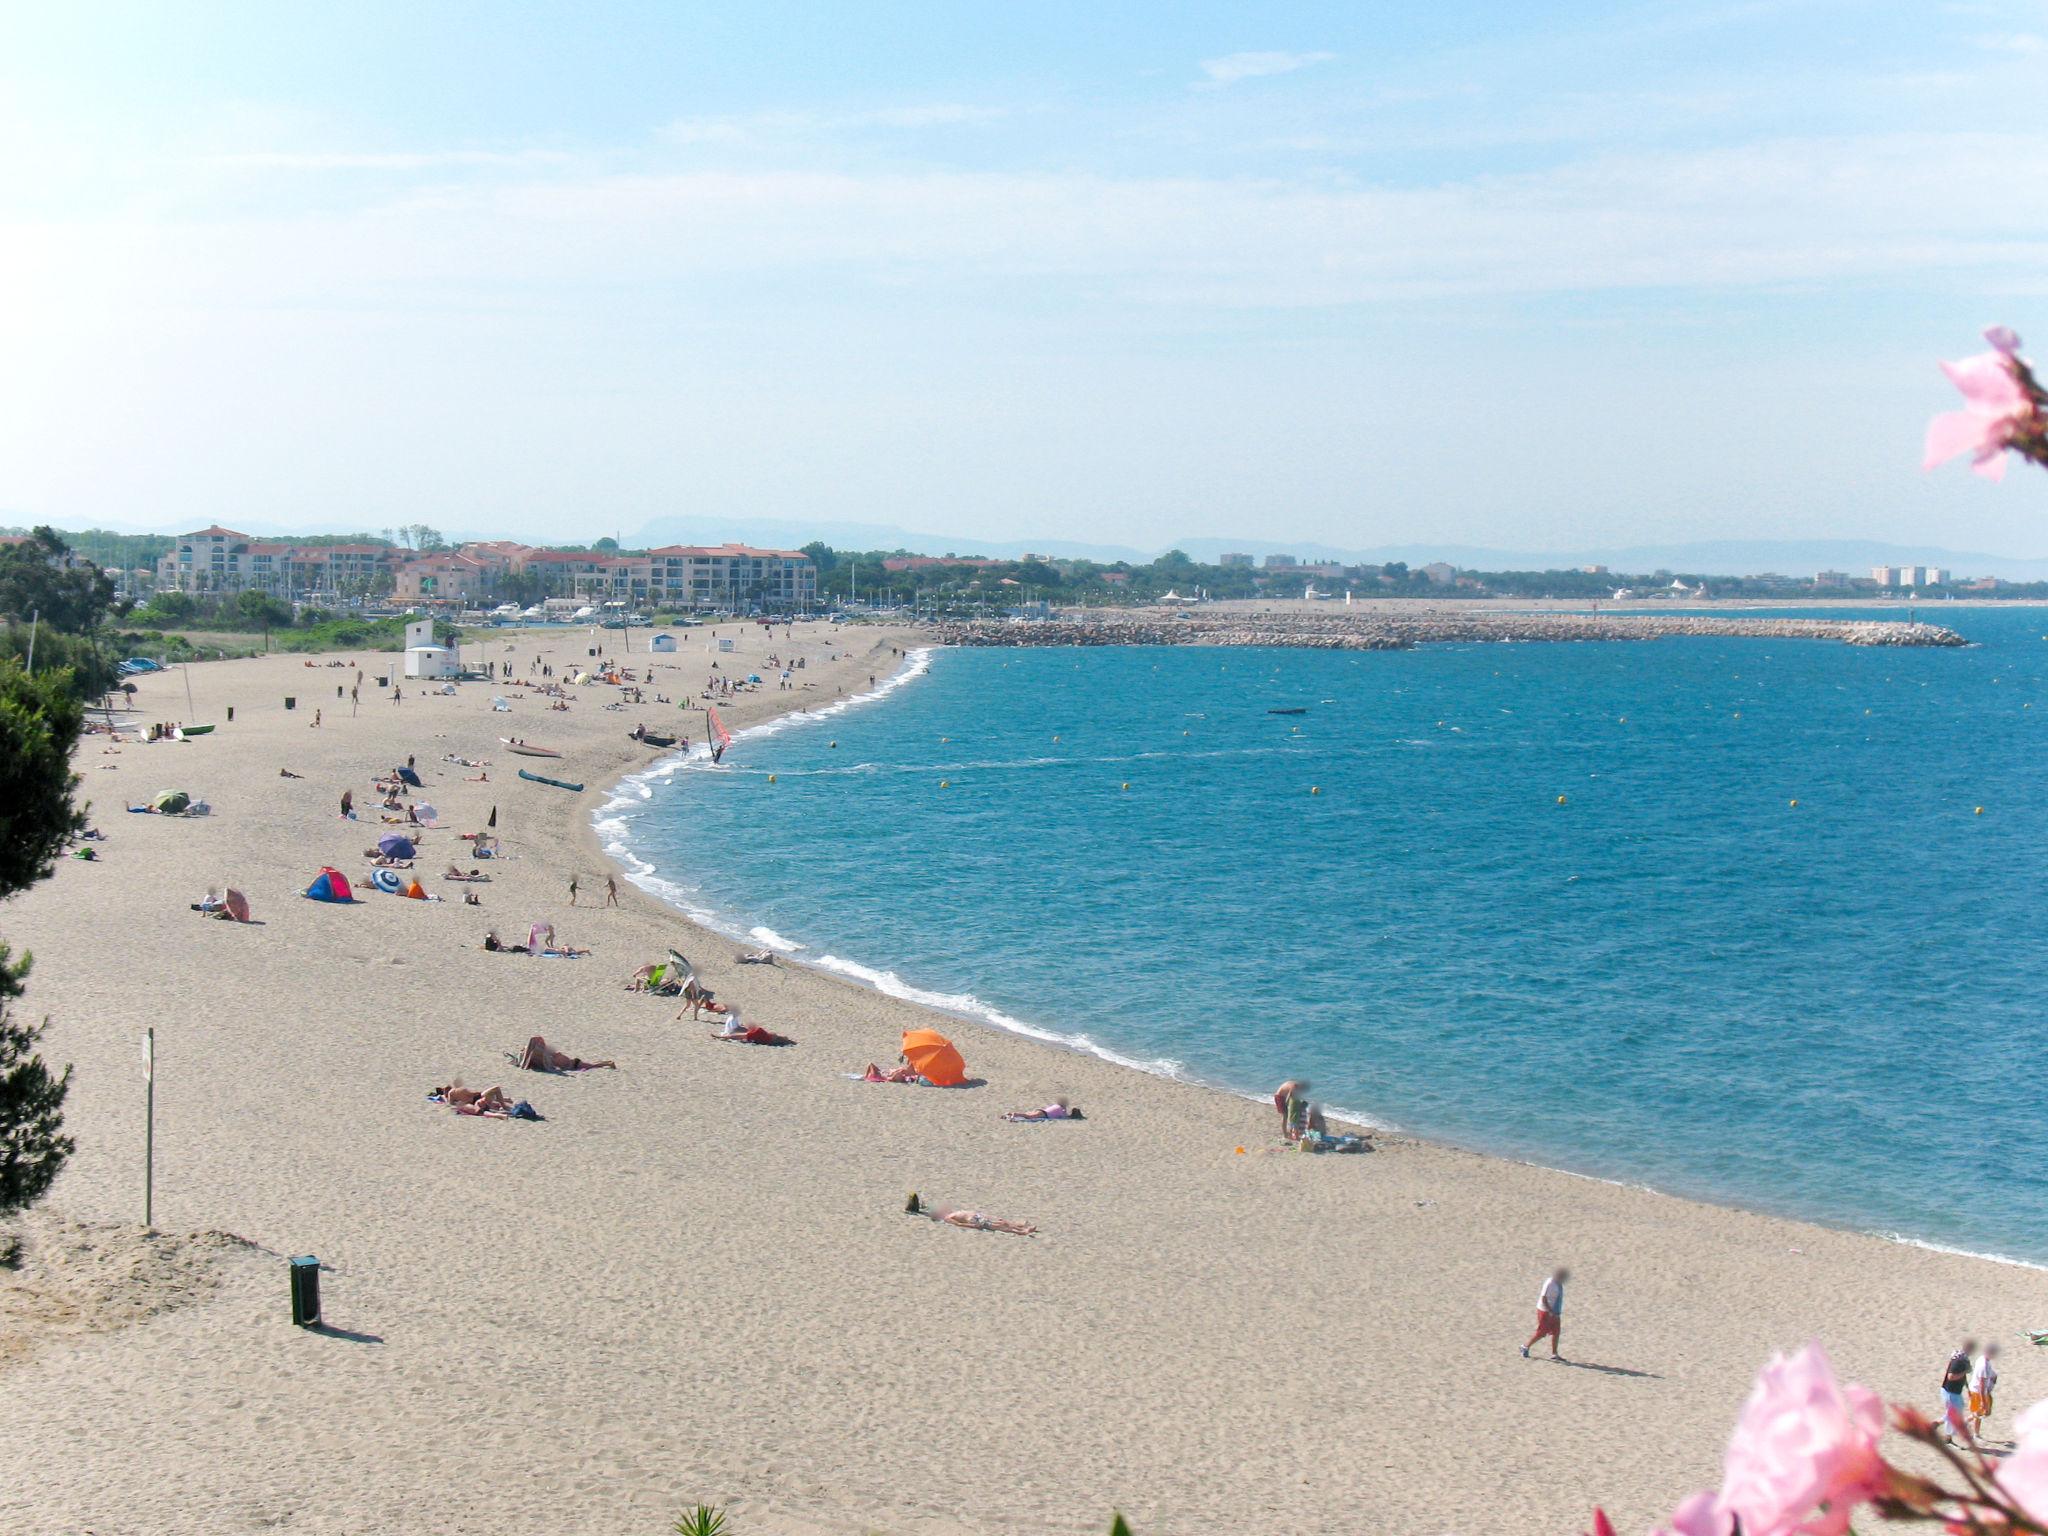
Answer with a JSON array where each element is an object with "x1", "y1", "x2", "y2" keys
[{"x1": 143, "y1": 1027, "x2": 155, "y2": 1232}]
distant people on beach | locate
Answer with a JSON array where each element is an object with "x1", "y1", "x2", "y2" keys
[
  {"x1": 1522, "y1": 1268, "x2": 1568, "y2": 1360},
  {"x1": 1273, "y1": 1079, "x2": 1325, "y2": 1142},
  {"x1": 905, "y1": 1194, "x2": 1035, "y2": 1235},
  {"x1": 1003, "y1": 1100, "x2": 1082, "y2": 1122},
  {"x1": 1941, "y1": 1341, "x2": 1977, "y2": 1445},
  {"x1": 1969, "y1": 1342, "x2": 1999, "y2": 1439}
]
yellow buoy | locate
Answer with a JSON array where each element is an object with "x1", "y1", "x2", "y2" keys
[
  {"x1": 1310, "y1": 786, "x2": 1320, "y2": 795},
  {"x1": 1789, "y1": 799, "x2": 1798, "y2": 807},
  {"x1": 1556, "y1": 795, "x2": 1567, "y2": 805},
  {"x1": 1975, "y1": 805, "x2": 1984, "y2": 815},
  {"x1": 940, "y1": 780, "x2": 950, "y2": 789},
  {"x1": 1121, "y1": 782, "x2": 1129, "y2": 791},
  {"x1": 767, "y1": 774, "x2": 776, "y2": 783}
]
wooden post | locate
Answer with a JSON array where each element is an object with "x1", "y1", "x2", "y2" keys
[{"x1": 143, "y1": 1027, "x2": 155, "y2": 1232}]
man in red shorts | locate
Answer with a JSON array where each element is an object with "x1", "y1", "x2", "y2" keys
[{"x1": 1522, "y1": 1267, "x2": 1568, "y2": 1360}]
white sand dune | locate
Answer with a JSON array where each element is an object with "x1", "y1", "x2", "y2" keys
[{"x1": 2, "y1": 621, "x2": 2037, "y2": 1535}]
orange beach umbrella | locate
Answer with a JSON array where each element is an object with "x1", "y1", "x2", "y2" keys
[{"x1": 901, "y1": 1028, "x2": 967, "y2": 1087}]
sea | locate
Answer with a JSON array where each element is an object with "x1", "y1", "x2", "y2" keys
[{"x1": 598, "y1": 607, "x2": 2048, "y2": 1265}]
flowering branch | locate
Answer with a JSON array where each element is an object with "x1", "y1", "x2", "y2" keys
[
  {"x1": 1925, "y1": 326, "x2": 2048, "y2": 481},
  {"x1": 1584, "y1": 1344, "x2": 2048, "y2": 1536}
]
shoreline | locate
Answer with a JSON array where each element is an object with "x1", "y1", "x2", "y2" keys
[
  {"x1": 589, "y1": 649, "x2": 2048, "y2": 1275},
  {"x1": 7, "y1": 622, "x2": 2044, "y2": 1535}
]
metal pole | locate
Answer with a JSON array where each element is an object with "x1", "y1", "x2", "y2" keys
[
  {"x1": 143, "y1": 1027, "x2": 155, "y2": 1232},
  {"x1": 25, "y1": 609, "x2": 37, "y2": 674}
]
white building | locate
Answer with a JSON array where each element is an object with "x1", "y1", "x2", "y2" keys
[
  {"x1": 1870, "y1": 566, "x2": 1903, "y2": 587},
  {"x1": 400, "y1": 617, "x2": 459, "y2": 679},
  {"x1": 650, "y1": 633, "x2": 678, "y2": 652}
]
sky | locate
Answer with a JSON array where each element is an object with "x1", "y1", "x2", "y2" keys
[{"x1": 2, "y1": 0, "x2": 2046, "y2": 556}]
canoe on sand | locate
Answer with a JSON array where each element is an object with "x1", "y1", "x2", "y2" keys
[{"x1": 518, "y1": 768, "x2": 584, "y2": 792}]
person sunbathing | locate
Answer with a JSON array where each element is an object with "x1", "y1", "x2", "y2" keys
[
  {"x1": 539, "y1": 944, "x2": 591, "y2": 958},
  {"x1": 516, "y1": 1035, "x2": 615, "y2": 1072},
  {"x1": 713, "y1": 1015, "x2": 793, "y2": 1046},
  {"x1": 905, "y1": 1195, "x2": 1035, "y2": 1235},
  {"x1": 435, "y1": 1084, "x2": 511, "y2": 1115},
  {"x1": 443, "y1": 865, "x2": 489, "y2": 881},
  {"x1": 861, "y1": 1060, "x2": 924, "y2": 1084},
  {"x1": 1003, "y1": 1100, "x2": 1083, "y2": 1122},
  {"x1": 481, "y1": 931, "x2": 528, "y2": 954}
]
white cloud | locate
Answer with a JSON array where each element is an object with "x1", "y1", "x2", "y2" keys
[
  {"x1": 661, "y1": 104, "x2": 1006, "y2": 145},
  {"x1": 1196, "y1": 51, "x2": 1336, "y2": 87},
  {"x1": 209, "y1": 149, "x2": 575, "y2": 171}
]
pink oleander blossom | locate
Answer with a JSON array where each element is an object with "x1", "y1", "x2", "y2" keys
[
  {"x1": 1924, "y1": 347, "x2": 2030, "y2": 481},
  {"x1": 1986, "y1": 324, "x2": 2022, "y2": 357},
  {"x1": 1657, "y1": 1344, "x2": 1886, "y2": 1536},
  {"x1": 1997, "y1": 1398, "x2": 2048, "y2": 1524}
]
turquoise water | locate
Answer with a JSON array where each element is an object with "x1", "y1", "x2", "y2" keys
[{"x1": 600, "y1": 609, "x2": 2048, "y2": 1262}]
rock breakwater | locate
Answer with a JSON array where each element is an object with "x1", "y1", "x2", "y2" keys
[{"x1": 926, "y1": 612, "x2": 1966, "y2": 651}]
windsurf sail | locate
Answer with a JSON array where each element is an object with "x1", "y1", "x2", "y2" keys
[{"x1": 708, "y1": 705, "x2": 732, "y2": 762}]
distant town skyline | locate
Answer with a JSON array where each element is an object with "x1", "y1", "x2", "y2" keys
[{"x1": 4, "y1": 3, "x2": 2046, "y2": 555}]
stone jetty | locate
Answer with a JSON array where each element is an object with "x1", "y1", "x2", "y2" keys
[{"x1": 926, "y1": 611, "x2": 1966, "y2": 651}]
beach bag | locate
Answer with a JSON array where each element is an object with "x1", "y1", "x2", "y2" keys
[{"x1": 510, "y1": 1100, "x2": 541, "y2": 1121}]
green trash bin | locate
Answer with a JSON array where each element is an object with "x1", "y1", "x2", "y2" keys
[{"x1": 289, "y1": 1255, "x2": 321, "y2": 1327}]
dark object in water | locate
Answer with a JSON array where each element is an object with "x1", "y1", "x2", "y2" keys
[{"x1": 1267, "y1": 707, "x2": 1308, "y2": 715}]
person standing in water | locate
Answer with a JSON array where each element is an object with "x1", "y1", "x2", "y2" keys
[{"x1": 1522, "y1": 1268, "x2": 1569, "y2": 1360}]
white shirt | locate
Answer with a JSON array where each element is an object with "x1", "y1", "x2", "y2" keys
[
  {"x1": 1971, "y1": 1356, "x2": 1997, "y2": 1395},
  {"x1": 1538, "y1": 1277, "x2": 1564, "y2": 1315}
]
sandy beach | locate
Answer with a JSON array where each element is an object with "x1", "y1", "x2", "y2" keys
[{"x1": 4, "y1": 620, "x2": 2040, "y2": 1536}]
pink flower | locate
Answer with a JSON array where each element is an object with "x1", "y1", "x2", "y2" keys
[
  {"x1": 1996, "y1": 1398, "x2": 2048, "y2": 1523},
  {"x1": 1985, "y1": 325, "x2": 2023, "y2": 357},
  {"x1": 1659, "y1": 1344, "x2": 1886, "y2": 1536},
  {"x1": 1924, "y1": 349, "x2": 2030, "y2": 481}
]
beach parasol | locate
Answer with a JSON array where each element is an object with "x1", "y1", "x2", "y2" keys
[
  {"x1": 223, "y1": 888, "x2": 251, "y2": 923},
  {"x1": 376, "y1": 833, "x2": 416, "y2": 858},
  {"x1": 412, "y1": 802, "x2": 438, "y2": 825},
  {"x1": 901, "y1": 1029, "x2": 967, "y2": 1087}
]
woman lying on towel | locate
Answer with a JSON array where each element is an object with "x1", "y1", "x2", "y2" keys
[
  {"x1": 712, "y1": 1014, "x2": 793, "y2": 1046},
  {"x1": 433, "y1": 1083, "x2": 510, "y2": 1115},
  {"x1": 1003, "y1": 1099, "x2": 1083, "y2": 1122},
  {"x1": 860, "y1": 1060, "x2": 928, "y2": 1085},
  {"x1": 516, "y1": 1034, "x2": 615, "y2": 1072},
  {"x1": 442, "y1": 865, "x2": 490, "y2": 881},
  {"x1": 905, "y1": 1194, "x2": 1035, "y2": 1236}
]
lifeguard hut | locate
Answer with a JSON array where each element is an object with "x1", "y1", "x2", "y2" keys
[
  {"x1": 401, "y1": 617, "x2": 458, "y2": 680},
  {"x1": 650, "y1": 633, "x2": 677, "y2": 653}
]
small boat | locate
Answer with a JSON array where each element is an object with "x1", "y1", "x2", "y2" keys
[
  {"x1": 1266, "y1": 707, "x2": 1307, "y2": 716},
  {"x1": 501, "y1": 739, "x2": 563, "y2": 758},
  {"x1": 176, "y1": 724, "x2": 216, "y2": 736},
  {"x1": 631, "y1": 730, "x2": 678, "y2": 748},
  {"x1": 518, "y1": 768, "x2": 584, "y2": 792}
]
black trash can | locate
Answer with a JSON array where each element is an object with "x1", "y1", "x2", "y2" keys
[
  {"x1": 289, "y1": 1255, "x2": 321, "y2": 1327},
  {"x1": 284, "y1": 696, "x2": 296, "y2": 711}
]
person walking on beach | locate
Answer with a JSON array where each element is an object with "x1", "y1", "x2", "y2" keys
[
  {"x1": 1969, "y1": 1342, "x2": 1999, "y2": 1440},
  {"x1": 604, "y1": 876, "x2": 619, "y2": 908},
  {"x1": 1522, "y1": 1268, "x2": 1568, "y2": 1360},
  {"x1": 1940, "y1": 1341, "x2": 1976, "y2": 1446},
  {"x1": 567, "y1": 875, "x2": 579, "y2": 906}
]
